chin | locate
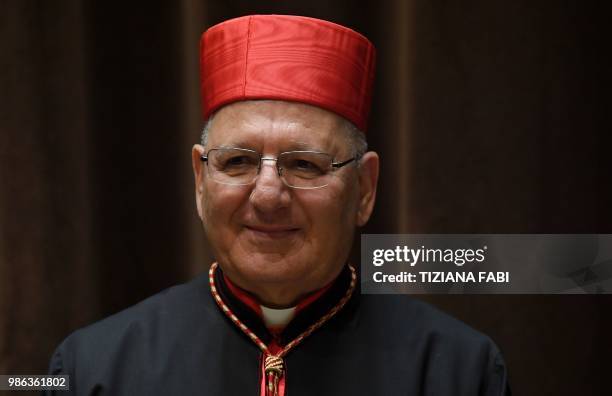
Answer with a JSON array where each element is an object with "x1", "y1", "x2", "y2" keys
[{"x1": 231, "y1": 254, "x2": 310, "y2": 284}]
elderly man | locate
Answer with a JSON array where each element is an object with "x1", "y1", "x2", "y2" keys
[{"x1": 47, "y1": 15, "x2": 509, "y2": 396}]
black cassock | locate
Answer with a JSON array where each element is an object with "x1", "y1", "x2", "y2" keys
[{"x1": 46, "y1": 265, "x2": 510, "y2": 395}]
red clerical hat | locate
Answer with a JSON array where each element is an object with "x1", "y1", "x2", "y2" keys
[{"x1": 199, "y1": 15, "x2": 376, "y2": 131}]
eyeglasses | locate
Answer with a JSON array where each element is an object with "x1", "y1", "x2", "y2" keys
[{"x1": 200, "y1": 147, "x2": 357, "y2": 189}]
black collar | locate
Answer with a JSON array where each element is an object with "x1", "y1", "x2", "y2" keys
[{"x1": 213, "y1": 264, "x2": 355, "y2": 346}]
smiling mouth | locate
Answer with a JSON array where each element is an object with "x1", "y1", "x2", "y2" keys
[{"x1": 244, "y1": 225, "x2": 300, "y2": 240}]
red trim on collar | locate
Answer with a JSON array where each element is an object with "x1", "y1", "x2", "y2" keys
[
  {"x1": 222, "y1": 274, "x2": 334, "y2": 321},
  {"x1": 223, "y1": 274, "x2": 263, "y2": 317},
  {"x1": 295, "y1": 283, "x2": 332, "y2": 314}
]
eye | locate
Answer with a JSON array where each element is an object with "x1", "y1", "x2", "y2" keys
[
  {"x1": 294, "y1": 159, "x2": 318, "y2": 170},
  {"x1": 285, "y1": 157, "x2": 326, "y2": 177},
  {"x1": 225, "y1": 155, "x2": 251, "y2": 166},
  {"x1": 215, "y1": 152, "x2": 259, "y2": 173}
]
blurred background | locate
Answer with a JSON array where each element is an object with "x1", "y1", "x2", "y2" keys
[{"x1": 1, "y1": 1, "x2": 610, "y2": 394}]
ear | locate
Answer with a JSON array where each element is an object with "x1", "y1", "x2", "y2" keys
[
  {"x1": 356, "y1": 151, "x2": 379, "y2": 226},
  {"x1": 192, "y1": 144, "x2": 206, "y2": 220}
]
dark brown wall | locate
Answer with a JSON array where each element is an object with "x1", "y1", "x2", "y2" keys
[{"x1": 1, "y1": 1, "x2": 610, "y2": 395}]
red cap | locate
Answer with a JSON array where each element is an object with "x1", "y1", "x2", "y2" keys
[{"x1": 199, "y1": 15, "x2": 376, "y2": 131}]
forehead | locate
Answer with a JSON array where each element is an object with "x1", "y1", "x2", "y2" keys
[{"x1": 207, "y1": 100, "x2": 349, "y2": 152}]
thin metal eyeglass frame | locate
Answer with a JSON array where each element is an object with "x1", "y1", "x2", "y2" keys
[{"x1": 199, "y1": 147, "x2": 358, "y2": 189}]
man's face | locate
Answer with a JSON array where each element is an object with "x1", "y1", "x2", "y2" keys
[{"x1": 192, "y1": 101, "x2": 378, "y2": 306}]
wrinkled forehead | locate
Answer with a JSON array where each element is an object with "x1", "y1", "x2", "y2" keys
[{"x1": 206, "y1": 100, "x2": 350, "y2": 152}]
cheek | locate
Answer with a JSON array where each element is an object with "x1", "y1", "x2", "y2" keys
[
  {"x1": 302, "y1": 184, "x2": 359, "y2": 240},
  {"x1": 202, "y1": 185, "x2": 246, "y2": 236}
]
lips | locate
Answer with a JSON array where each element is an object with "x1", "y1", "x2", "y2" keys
[{"x1": 244, "y1": 224, "x2": 300, "y2": 239}]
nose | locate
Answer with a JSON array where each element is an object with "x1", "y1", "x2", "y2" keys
[{"x1": 248, "y1": 159, "x2": 291, "y2": 212}]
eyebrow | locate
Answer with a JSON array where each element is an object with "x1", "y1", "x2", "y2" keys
[
  {"x1": 285, "y1": 141, "x2": 326, "y2": 152},
  {"x1": 214, "y1": 141, "x2": 257, "y2": 150},
  {"x1": 213, "y1": 141, "x2": 329, "y2": 153}
]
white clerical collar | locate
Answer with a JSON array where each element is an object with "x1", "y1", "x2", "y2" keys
[{"x1": 260, "y1": 305, "x2": 296, "y2": 328}]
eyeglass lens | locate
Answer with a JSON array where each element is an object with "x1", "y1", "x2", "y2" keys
[{"x1": 206, "y1": 148, "x2": 334, "y2": 188}]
